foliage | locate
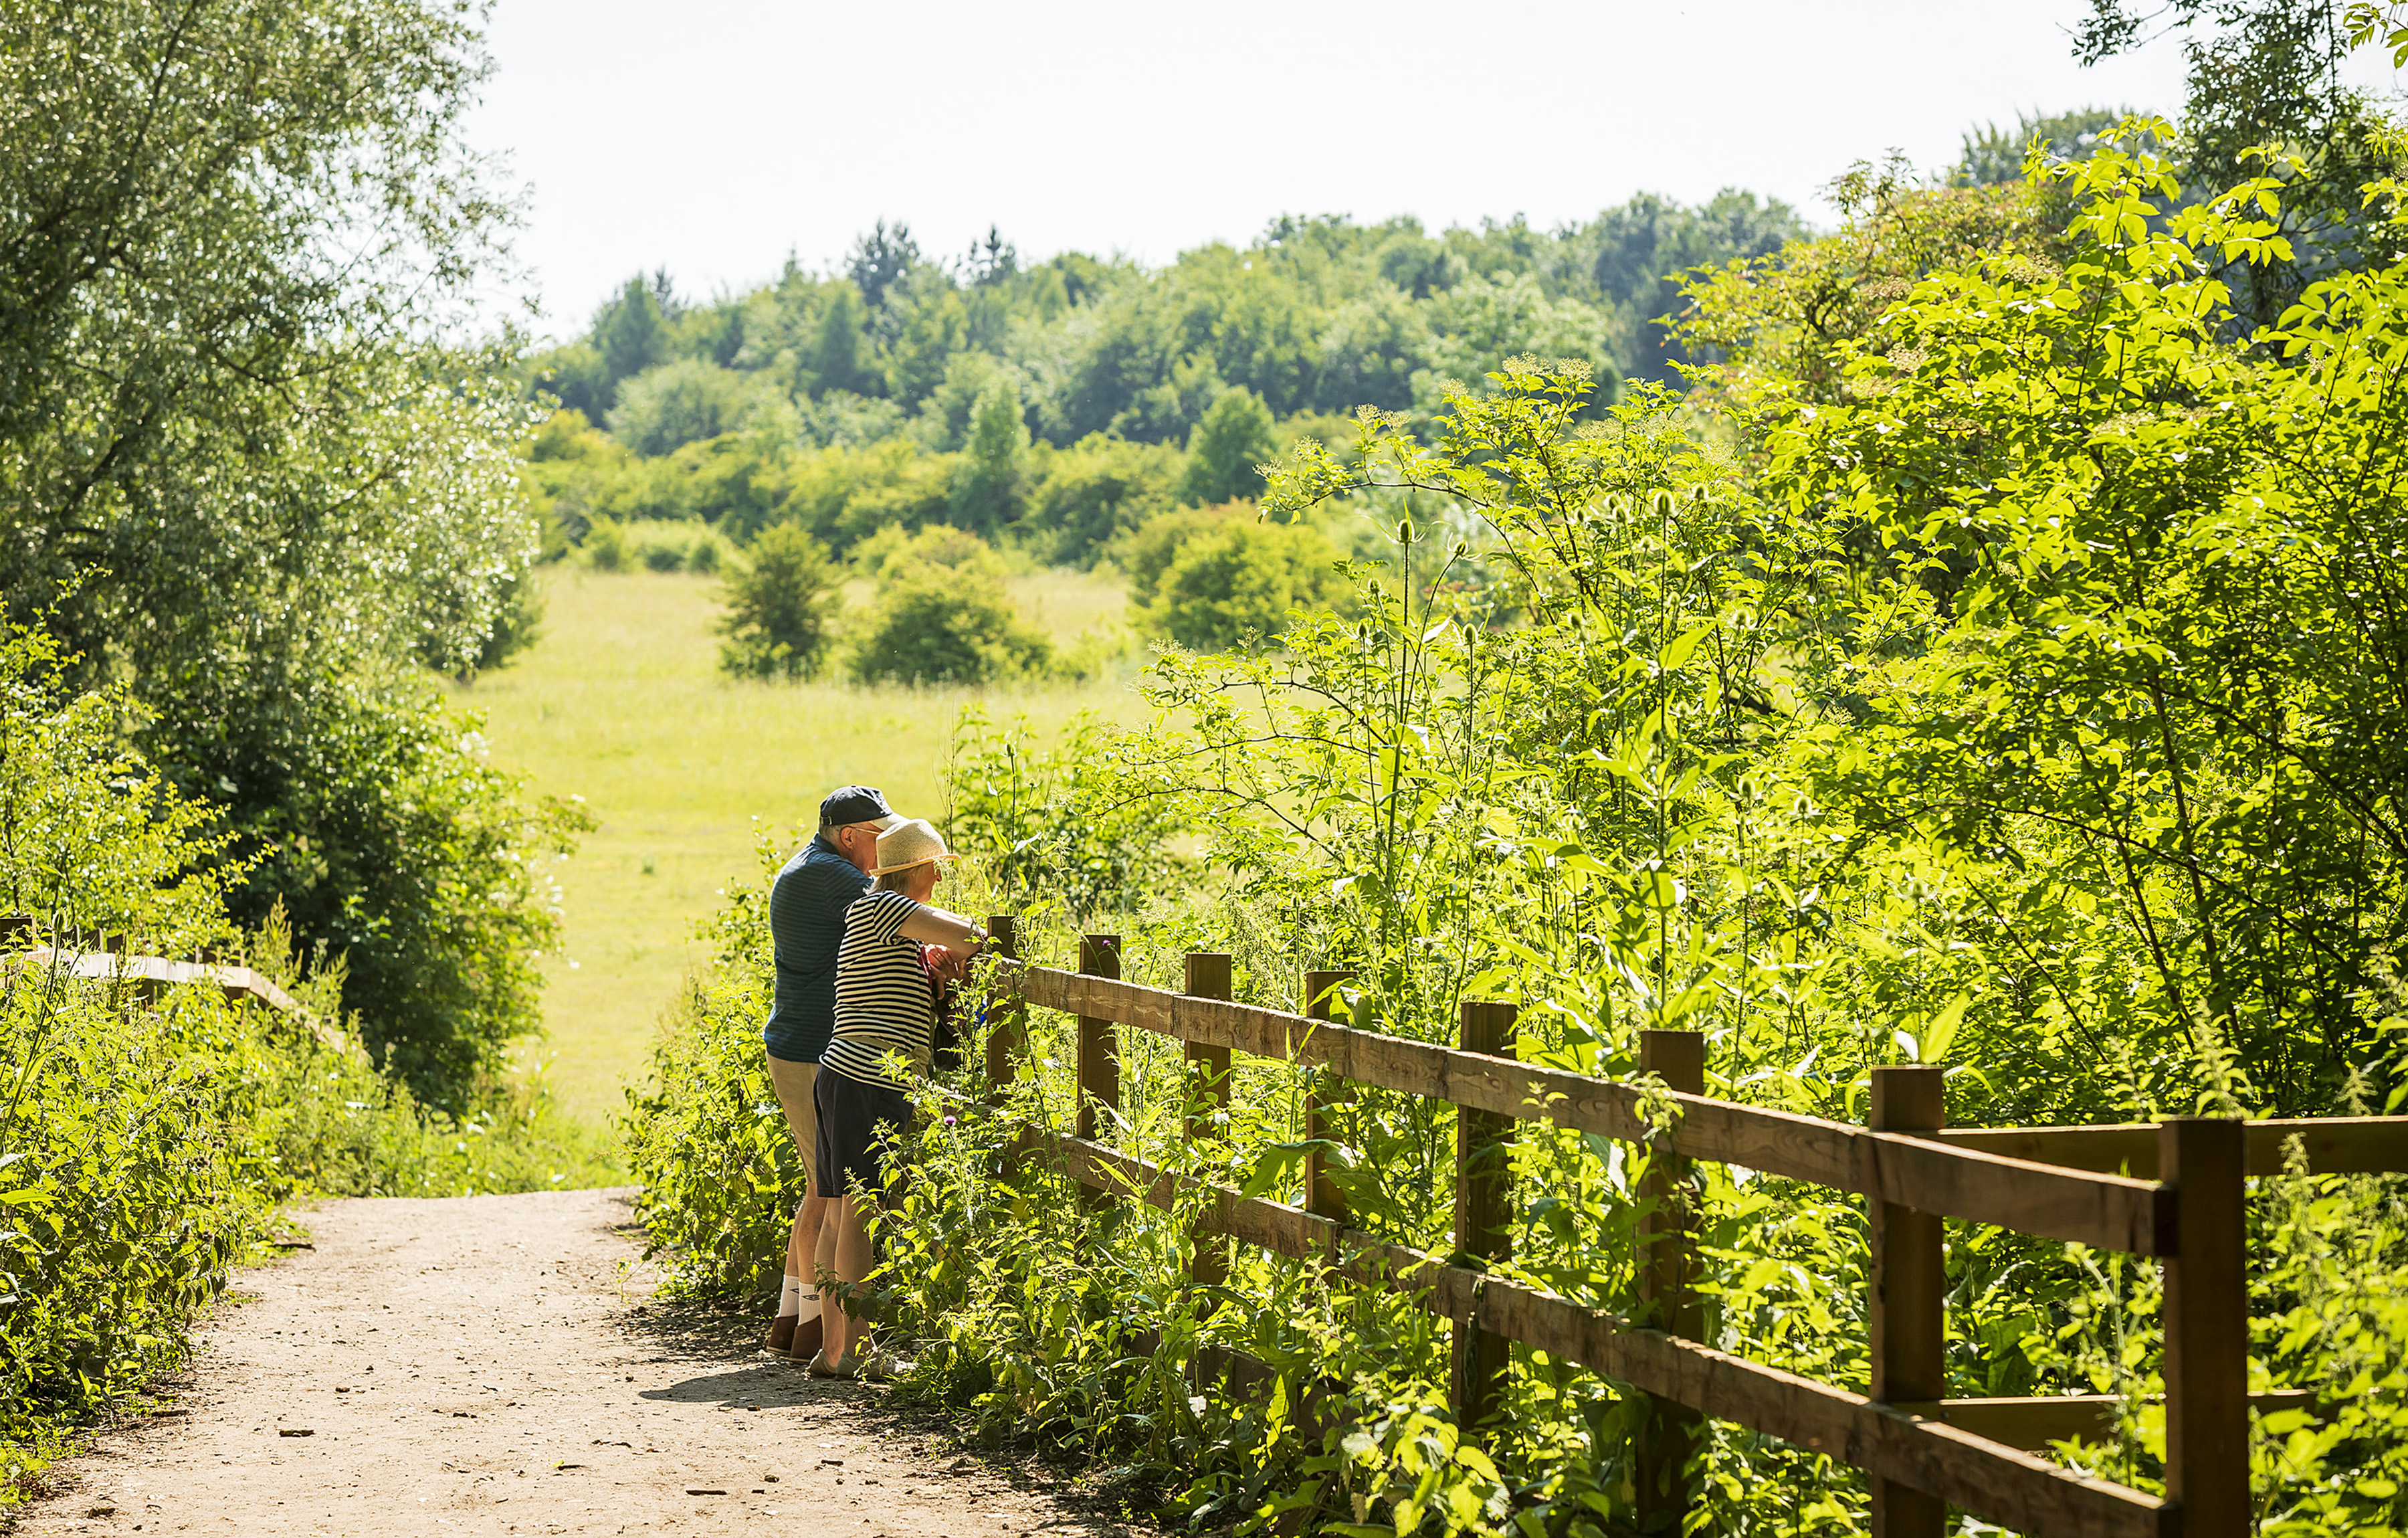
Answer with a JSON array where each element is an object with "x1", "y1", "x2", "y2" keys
[
  {"x1": 944, "y1": 708, "x2": 1195, "y2": 922},
  {"x1": 606, "y1": 358, "x2": 788, "y2": 456},
  {"x1": 1680, "y1": 161, "x2": 2074, "y2": 411},
  {"x1": 1956, "y1": 106, "x2": 2135, "y2": 185},
  {"x1": 1181, "y1": 387, "x2": 1281, "y2": 505},
  {"x1": 1023, "y1": 435, "x2": 1185, "y2": 566},
  {"x1": 849, "y1": 528, "x2": 1052, "y2": 686},
  {"x1": 950, "y1": 375, "x2": 1031, "y2": 535},
  {"x1": 716, "y1": 525, "x2": 842, "y2": 680},
  {"x1": 190, "y1": 666, "x2": 592, "y2": 1107},
  {"x1": 520, "y1": 189, "x2": 1829, "y2": 486},
  {"x1": 1748, "y1": 126, "x2": 2408, "y2": 1111},
  {"x1": 1140, "y1": 516, "x2": 1348, "y2": 652},
  {"x1": 2075, "y1": 0, "x2": 2408, "y2": 330}
]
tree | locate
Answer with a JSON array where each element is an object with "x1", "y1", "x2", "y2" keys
[
  {"x1": 596, "y1": 276, "x2": 672, "y2": 405},
  {"x1": 2073, "y1": 0, "x2": 2406, "y2": 328},
  {"x1": 1956, "y1": 107, "x2": 2132, "y2": 184},
  {"x1": 1416, "y1": 274, "x2": 1625, "y2": 411},
  {"x1": 717, "y1": 526, "x2": 842, "y2": 679},
  {"x1": 0, "y1": 0, "x2": 576, "y2": 1102},
  {"x1": 804, "y1": 281, "x2": 878, "y2": 397},
  {"x1": 605, "y1": 359, "x2": 769, "y2": 455},
  {"x1": 1181, "y1": 387, "x2": 1279, "y2": 504},
  {"x1": 847, "y1": 219, "x2": 920, "y2": 310},
  {"x1": 1756, "y1": 135, "x2": 2408, "y2": 1105},
  {"x1": 1584, "y1": 189, "x2": 1809, "y2": 384},
  {"x1": 950, "y1": 376, "x2": 1029, "y2": 534},
  {"x1": 1024, "y1": 435, "x2": 1183, "y2": 565}
]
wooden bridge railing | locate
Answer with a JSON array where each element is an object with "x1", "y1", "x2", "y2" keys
[
  {"x1": 1, "y1": 913, "x2": 338, "y2": 1050},
  {"x1": 974, "y1": 920, "x2": 2400, "y2": 1538}
]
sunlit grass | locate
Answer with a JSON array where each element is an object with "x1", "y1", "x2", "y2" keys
[{"x1": 452, "y1": 563, "x2": 1144, "y2": 1125}]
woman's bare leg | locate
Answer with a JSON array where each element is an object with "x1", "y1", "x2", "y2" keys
[{"x1": 821, "y1": 1195, "x2": 876, "y2": 1365}]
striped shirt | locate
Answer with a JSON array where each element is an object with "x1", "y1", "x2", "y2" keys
[{"x1": 820, "y1": 889, "x2": 937, "y2": 1090}]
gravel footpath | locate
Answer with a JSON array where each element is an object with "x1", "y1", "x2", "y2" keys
[{"x1": 7, "y1": 1189, "x2": 1125, "y2": 1538}]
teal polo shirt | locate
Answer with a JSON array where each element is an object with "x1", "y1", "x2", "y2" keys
[{"x1": 763, "y1": 834, "x2": 872, "y2": 1062}]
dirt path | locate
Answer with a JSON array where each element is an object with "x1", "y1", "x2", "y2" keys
[{"x1": 9, "y1": 1189, "x2": 1126, "y2": 1538}]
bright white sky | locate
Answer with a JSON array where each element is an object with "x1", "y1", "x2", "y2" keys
[{"x1": 466, "y1": 0, "x2": 2405, "y2": 340}]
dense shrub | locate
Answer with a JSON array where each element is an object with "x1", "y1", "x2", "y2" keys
[
  {"x1": 193, "y1": 668, "x2": 591, "y2": 1108},
  {"x1": 848, "y1": 527, "x2": 1051, "y2": 685},
  {"x1": 1022, "y1": 434, "x2": 1183, "y2": 566},
  {"x1": 604, "y1": 358, "x2": 785, "y2": 456},
  {"x1": 716, "y1": 525, "x2": 843, "y2": 679},
  {"x1": 1143, "y1": 516, "x2": 1346, "y2": 650},
  {"x1": 630, "y1": 149, "x2": 2408, "y2": 1520}
]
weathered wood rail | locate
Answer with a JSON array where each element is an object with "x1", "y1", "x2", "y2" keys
[
  {"x1": 1, "y1": 914, "x2": 338, "y2": 1050},
  {"x1": 973, "y1": 919, "x2": 2401, "y2": 1538}
]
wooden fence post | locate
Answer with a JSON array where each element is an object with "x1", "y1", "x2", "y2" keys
[
  {"x1": 1870, "y1": 1064, "x2": 1948, "y2": 1538},
  {"x1": 1635, "y1": 1028, "x2": 1705, "y2": 1533},
  {"x1": 2163, "y1": 1117, "x2": 2247, "y2": 1538},
  {"x1": 1185, "y1": 953, "x2": 1234, "y2": 1287},
  {"x1": 1452, "y1": 999, "x2": 1518, "y2": 1436},
  {"x1": 1075, "y1": 935, "x2": 1122, "y2": 1211},
  {"x1": 981, "y1": 915, "x2": 1021, "y2": 1105},
  {"x1": 1302, "y1": 969, "x2": 1355, "y2": 1227}
]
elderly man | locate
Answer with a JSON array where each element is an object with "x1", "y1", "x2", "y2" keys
[{"x1": 760, "y1": 785, "x2": 902, "y2": 1359}]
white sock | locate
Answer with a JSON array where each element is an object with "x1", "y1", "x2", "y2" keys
[
  {"x1": 796, "y1": 1284, "x2": 821, "y2": 1324},
  {"x1": 779, "y1": 1276, "x2": 801, "y2": 1318}
]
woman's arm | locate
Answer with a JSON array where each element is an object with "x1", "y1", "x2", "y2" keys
[{"x1": 898, "y1": 900, "x2": 985, "y2": 952}]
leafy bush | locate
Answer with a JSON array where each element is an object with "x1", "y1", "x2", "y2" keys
[
  {"x1": 944, "y1": 707, "x2": 1193, "y2": 921},
  {"x1": 1023, "y1": 434, "x2": 1183, "y2": 566},
  {"x1": 848, "y1": 527, "x2": 1051, "y2": 685},
  {"x1": 716, "y1": 524, "x2": 842, "y2": 679},
  {"x1": 1143, "y1": 516, "x2": 1346, "y2": 650},
  {"x1": 585, "y1": 518, "x2": 631, "y2": 571},
  {"x1": 191, "y1": 668, "x2": 592, "y2": 1108},
  {"x1": 605, "y1": 358, "x2": 781, "y2": 456}
]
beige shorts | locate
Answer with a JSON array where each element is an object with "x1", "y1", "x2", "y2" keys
[{"x1": 767, "y1": 1056, "x2": 819, "y2": 1199}]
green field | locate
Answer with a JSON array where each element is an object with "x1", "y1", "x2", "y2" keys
[{"x1": 452, "y1": 563, "x2": 1142, "y2": 1125}]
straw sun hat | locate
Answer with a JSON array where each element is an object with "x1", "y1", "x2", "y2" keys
[{"x1": 870, "y1": 818, "x2": 959, "y2": 876}]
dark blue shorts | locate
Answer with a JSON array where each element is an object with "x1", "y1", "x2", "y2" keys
[{"x1": 813, "y1": 1068, "x2": 912, "y2": 1200}]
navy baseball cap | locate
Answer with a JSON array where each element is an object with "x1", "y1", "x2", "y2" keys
[{"x1": 819, "y1": 785, "x2": 904, "y2": 829}]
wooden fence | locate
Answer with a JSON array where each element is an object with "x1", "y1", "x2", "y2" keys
[
  {"x1": 973, "y1": 919, "x2": 2403, "y2": 1538},
  {"x1": 0, "y1": 914, "x2": 336, "y2": 1049}
]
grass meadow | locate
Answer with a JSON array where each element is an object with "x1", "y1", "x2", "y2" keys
[{"x1": 450, "y1": 563, "x2": 1144, "y2": 1131}]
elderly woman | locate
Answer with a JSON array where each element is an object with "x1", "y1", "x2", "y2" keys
[{"x1": 809, "y1": 817, "x2": 987, "y2": 1379}]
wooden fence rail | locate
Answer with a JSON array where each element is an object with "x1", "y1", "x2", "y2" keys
[
  {"x1": 2, "y1": 915, "x2": 336, "y2": 1050},
  {"x1": 970, "y1": 932, "x2": 2398, "y2": 1538}
]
